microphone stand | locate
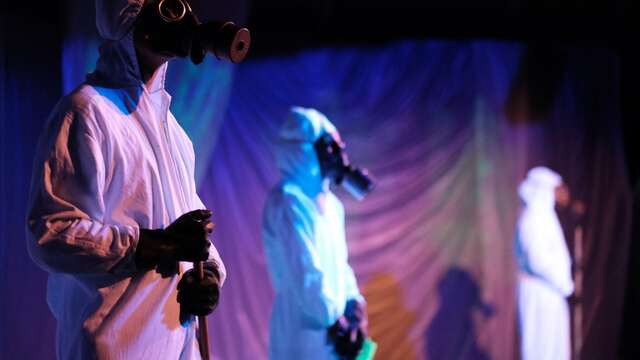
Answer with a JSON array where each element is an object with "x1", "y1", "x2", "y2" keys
[
  {"x1": 572, "y1": 225, "x2": 583, "y2": 360},
  {"x1": 571, "y1": 200, "x2": 586, "y2": 360}
]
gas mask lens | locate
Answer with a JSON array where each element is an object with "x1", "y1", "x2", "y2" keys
[
  {"x1": 137, "y1": 0, "x2": 251, "y2": 64},
  {"x1": 158, "y1": 0, "x2": 189, "y2": 22},
  {"x1": 313, "y1": 133, "x2": 376, "y2": 200}
]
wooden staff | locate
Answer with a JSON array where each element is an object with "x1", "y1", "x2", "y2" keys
[{"x1": 195, "y1": 261, "x2": 211, "y2": 360}]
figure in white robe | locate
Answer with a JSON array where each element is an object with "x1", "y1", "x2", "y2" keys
[{"x1": 516, "y1": 166, "x2": 574, "y2": 360}]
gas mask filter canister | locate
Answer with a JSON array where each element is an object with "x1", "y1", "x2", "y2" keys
[{"x1": 136, "y1": 0, "x2": 251, "y2": 64}]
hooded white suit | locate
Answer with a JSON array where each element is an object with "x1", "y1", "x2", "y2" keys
[
  {"x1": 262, "y1": 107, "x2": 364, "y2": 360},
  {"x1": 25, "y1": 1, "x2": 225, "y2": 359},
  {"x1": 515, "y1": 167, "x2": 574, "y2": 360}
]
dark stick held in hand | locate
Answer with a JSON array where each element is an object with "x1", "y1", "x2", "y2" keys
[{"x1": 195, "y1": 261, "x2": 211, "y2": 360}]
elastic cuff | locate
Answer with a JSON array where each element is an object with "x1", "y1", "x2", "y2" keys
[{"x1": 109, "y1": 224, "x2": 141, "y2": 276}]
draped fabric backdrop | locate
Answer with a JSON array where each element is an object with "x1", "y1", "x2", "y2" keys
[
  {"x1": 183, "y1": 42, "x2": 629, "y2": 360},
  {"x1": 0, "y1": 10, "x2": 630, "y2": 360}
]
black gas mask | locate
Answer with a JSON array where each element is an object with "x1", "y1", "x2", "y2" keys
[
  {"x1": 314, "y1": 133, "x2": 376, "y2": 200},
  {"x1": 136, "y1": 0, "x2": 251, "y2": 64}
]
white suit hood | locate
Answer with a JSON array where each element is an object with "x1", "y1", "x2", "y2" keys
[
  {"x1": 89, "y1": 0, "x2": 168, "y2": 89},
  {"x1": 518, "y1": 166, "x2": 562, "y2": 210},
  {"x1": 275, "y1": 107, "x2": 337, "y2": 198},
  {"x1": 96, "y1": 0, "x2": 144, "y2": 41}
]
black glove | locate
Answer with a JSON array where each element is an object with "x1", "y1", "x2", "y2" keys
[
  {"x1": 135, "y1": 209, "x2": 213, "y2": 273},
  {"x1": 345, "y1": 299, "x2": 366, "y2": 327},
  {"x1": 177, "y1": 264, "x2": 221, "y2": 317},
  {"x1": 327, "y1": 316, "x2": 365, "y2": 360}
]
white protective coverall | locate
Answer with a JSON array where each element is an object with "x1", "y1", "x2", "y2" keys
[
  {"x1": 25, "y1": 1, "x2": 225, "y2": 359},
  {"x1": 515, "y1": 167, "x2": 574, "y2": 360},
  {"x1": 262, "y1": 107, "x2": 364, "y2": 360}
]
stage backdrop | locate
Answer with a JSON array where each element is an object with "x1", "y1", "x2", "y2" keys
[
  {"x1": 181, "y1": 42, "x2": 629, "y2": 360},
  {"x1": 0, "y1": 16, "x2": 630, "y2": 360}
]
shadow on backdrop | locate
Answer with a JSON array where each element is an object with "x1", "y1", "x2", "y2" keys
[
  {"x1": 425, "y1": 267, "x2": 494, "y2": 360},
  {"x1": 361, "y1": 273, "x2": 418, "y2": 360}
]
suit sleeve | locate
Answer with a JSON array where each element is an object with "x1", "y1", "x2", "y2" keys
[
  {"x1": 26, "y1": 107, "x2": 139, "y2": 276},
  {"x1": 344, "y1": 263, "x2": 365, "y2": 303},
  {"x1": 336, "y1": 200, "x2": 364, "y2": 304}
]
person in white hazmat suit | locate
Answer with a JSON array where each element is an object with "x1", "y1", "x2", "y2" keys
[
  {"x1": 25, "y1": 1, "x2": 230, "y2": 359},
  {"x1": 262, "y1": 107, "x2": 375, "y2": 360},
  {"x1": 515, "y1": 166, "x2": 574, "y2": 360}
]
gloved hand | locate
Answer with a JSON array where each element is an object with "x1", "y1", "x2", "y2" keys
[
  {"x1": 327, "y1": 316, "x2": 365, "y2": 360},
  {"x1": 135, "y1": 209, "x2": 213, "y2": 271},
  {"x1": 177, "y1": 264, "x2": 221, "y2": 316}
]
